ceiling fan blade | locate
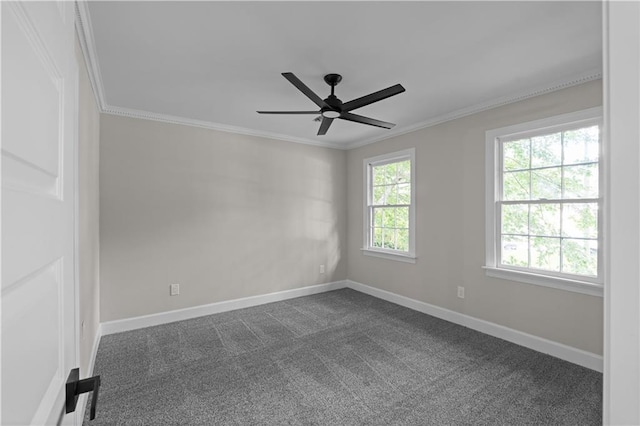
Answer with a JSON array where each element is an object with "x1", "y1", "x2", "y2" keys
[
  {"x1": 282, "y1": 72, "x2": 327, "y2": 108},
  {"x1": 317, "y1": 117, "x2": 334, "y2": 135},
  {"x1": 339, "y1": 112, "x2": 396, "y2": 129},
  {"x1": 341, "y1": 84, "x2": 406, "y2": 112},
  {"x1": 257, "y1": 111, "x2": 319, "y2": 114}
]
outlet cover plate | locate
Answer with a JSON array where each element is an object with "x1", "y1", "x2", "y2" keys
[{"x1": 170, "y1": 283, "x2": 180, "y2": 296}]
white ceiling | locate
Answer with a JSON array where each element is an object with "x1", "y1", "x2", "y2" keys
[{"x1": 80, "y1": 1, "x2": 602, "y2": 149}]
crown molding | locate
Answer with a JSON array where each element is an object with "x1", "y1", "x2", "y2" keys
[
  {"x1": 102, "y1": 105, "x2": 347, "y2": 149},
  {"x1": 73, "y1": 2, "x2": 344, "y2": 150},
  {"x1": 344, "y1": 68, "x2": 603, "y2": 150},
  {"x1": 74, "y1": 1, "x2": 107, "y2": 110},
  {"x1": 73, "y1": 2, "x2": 601, "y2": 151},
  {"x1": 96, "y1": 68, "x2": 602, "y2": 151}
]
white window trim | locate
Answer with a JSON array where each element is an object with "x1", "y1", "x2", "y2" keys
[
  {"x1": 485, "y1": 107, "x2": 604, "y2": 297},
  {"x1": 362, "y1": 148, "x2": 416, "y2": 263}
]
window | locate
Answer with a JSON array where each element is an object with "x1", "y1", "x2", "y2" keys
[
  {"x1": 363, "y1": 148, "x2": 416, "y2": 263},
  {"x1": 485, "y1": 107, "x2": 603, "y2": 296}
]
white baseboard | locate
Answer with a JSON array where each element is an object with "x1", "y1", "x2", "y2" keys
[
  {"x1": 101, "y1": 281, "x2": 347, "y2": 335},
  {"x1": 345, "y1": 280, "x2": 603, "y2": 372},
  {"x1": 75, "y1": 323, "x2": 103, "y2": 423},
  {"x1": 98, "y1": 278, "x2": 602, "y2": 372}
]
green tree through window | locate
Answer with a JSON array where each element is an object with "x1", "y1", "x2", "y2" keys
[
  {"x1": 365, "y1": 149, "x2": 415, "y2": 260},
  {"x1": 500, "y1": 124, "x2": 600, "y2": 277},
  {"x1": 371, "y1": 160, "x2": 411, "y2": 251}
]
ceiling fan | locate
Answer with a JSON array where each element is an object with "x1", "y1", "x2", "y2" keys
[{"x1": 257, "y1": 72, "x2": 406, "y2": 136}]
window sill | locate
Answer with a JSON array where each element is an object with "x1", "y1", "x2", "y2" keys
[
  {"x1": 362, "y1": 248, "x2": 416, "y2": 264},
  {"x1": 483, "y1": 266, "x2": 603, "y2": 297}
]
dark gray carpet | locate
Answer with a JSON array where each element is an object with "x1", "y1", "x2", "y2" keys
[{"x1": 84, "y1": 289, "x2": 602, "y2": 425}]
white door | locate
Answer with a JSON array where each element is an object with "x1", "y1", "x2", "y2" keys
[{"x1": 2, "y1": 1, "x2": 79, "y2": 425}]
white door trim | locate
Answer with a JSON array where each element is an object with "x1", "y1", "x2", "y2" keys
[{"x1": 602, "y1": 1, "x2": 640, "y2": 424}]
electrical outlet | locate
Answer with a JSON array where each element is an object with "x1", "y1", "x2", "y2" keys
[
  {"x1": 457, "y1": 286, "x2": 465, "y2": 299},
  {"x1": 319, "y1": 264, "x2": 325, "y2": 274},
  {"x1": 170, "y1": 283, "x2": 180, "y2": 296}
]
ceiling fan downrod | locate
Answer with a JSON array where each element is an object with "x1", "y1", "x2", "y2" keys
[{"x1": 324, "y1": 73, "x2": 342, "y2": 97}]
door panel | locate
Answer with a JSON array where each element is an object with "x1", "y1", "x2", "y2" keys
[
  {"x1": 3, "y1": 259, "x2": 62, "y2": 423},
  {"x1": 2, "y1": 1, "x2": 78, "y2": 425},
  {"x1": 3, "y1": 191, "x2": 64, "y2": 289},
  {"x1": 3, "y1": 4, "x2": 61, "y2": 178}
]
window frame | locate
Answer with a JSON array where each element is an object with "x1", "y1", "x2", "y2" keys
[
  {"x1": 362, "y1": 148, "x2": 416, "y2": 263},
  {"x1": 485, "y1": 107, "x2": 604, "y2": 297}
]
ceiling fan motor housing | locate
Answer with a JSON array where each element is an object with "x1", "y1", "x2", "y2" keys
[{"x1": 322, "y1": 94, "x2": 343, "y2": 116}]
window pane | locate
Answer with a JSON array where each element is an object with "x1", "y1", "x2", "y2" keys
[
  {"x1": 501, "y1": 235, "x2": 528, "y2": 267},
  {"x1": 562, "y1": 203, "x2": 598, "y2": 239},
  {"x1": 386, "y1": 185, "x2": 398, "y2": 205},
  {"x1": 530, "y1": 203, "x2": 561, "y2": 236},
  {"x1": 385, "y1": 163, "x2": 397, "y2": 184},
  {"x1": 562, "y1": 239, "x2": 597, "y2": 276},
  {"x1": 502, "y1": 204, "x2": 528, "y2": 235},
  {"x1": 531, "y1": 167, "x2": 561, "y2": 200},
  {"x1": 397, "y1": 183, "x2": 411, "y2": 204},
  {"x1": 373, "y1": 208, "x2": 384, "y2": 227},
  {"x1": 373, "y1": 186, "x2": 386, "y2": 205},
  {"x1": 373, "y1": 227, "x2": 383, "y2": 248},
  {"x1": 563, "y1": 164, "x2": 598, "y2": 198},
  {"x1": 530, "y1": 237, "x2": 560, "y2": 272},
  {"x1": 503, "y1": 171, "x2": 530, "y2": 200},
  {"x1": 382, "y1": 207, "x2": 395, "y2": 229},
  {"x1": 563, "y1": 125, "x2": 599, "y2": 164},
  {"x1": 396, "y1": 229, "x2": 409, "y2": 251},
  {"x1": 395, "y1": 207, "x2": 409, "y2": 229},
  {"x1": 391, "y1": 208, "x2": 397, "y2": 229},
  {"x1": 373, "y1": 166, "x2": 385, "y2": 186},
  {"x1": 397, "y1": 160, "x2": 411, "y2": 183},
  {"x1": 531, "y1": 133, "x2": 562, "y2": 168},
  {"x1": 383, "y1": 229, "x2": 396, "y2": 250},
  {"x1": 503, "y1": 139, "x2": 530, "y2": 171}
]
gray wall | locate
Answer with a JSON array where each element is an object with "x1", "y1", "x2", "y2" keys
[
  {"x1": 346, "y1": 80, "x2": 603, "y2": 355},
  {"x1": 99, "y1": 80, "x2": 602, "y2": 356},
  {"x1": 76, "y1": 38, "x2": 101, "y2": 374},
  {"x1": 99, "y1": 115, "x2": 347, "y2": 321}
]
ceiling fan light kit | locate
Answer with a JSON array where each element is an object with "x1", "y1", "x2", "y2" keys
[
  {"x1": 257, "y1": 72, "x2": 405, "y2": 136},
  {"x1": 321, "y1": 110, "x2": 341, "y2": 119}
]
